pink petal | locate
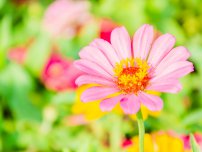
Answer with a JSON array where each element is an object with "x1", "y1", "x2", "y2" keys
[
  {"x1": 147, "y1": 79, "x2": 182, "y2": 93},
  {"x1": 154, "y1": 46, "x2": 191, "y2": 76},
  {"x1": 110, "y1": 26, "x2": 132, "y2": 60},
  {"x1": 81, "y1": 86, "x2": 119, "y2": 102},
  {"x1": 79, "y1": 46, "x2": 114, "y2": 75},
  {"x1": 132, "y1": 24, "x2": 154, "y2": 60},
  {"x1": 75, "y1": 75, "x2": 115, "y2": 87},
  {"x1": 74, "y1": 59, "x2": 112, "y2": 80},
  {"x1": 90, "y1": 38, "x2": 120, "y2": 66},
  {"x1": 148, "y1": 33, "x2": 176, "y2": 67},
  {"x1": 138, "y1": 92, "x2": 163, "y2": 111},
  {"x1": 152, "y1": 61, "x2": 194, "y2": 81},
  {"x1": 120, "y1": 95, "x2": 140, "y2": 114},
  {"x1": 100, "y1": 95, "x2": 123, "y2": 111}
]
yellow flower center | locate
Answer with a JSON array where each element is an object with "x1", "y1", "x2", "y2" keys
[{"x1": 114, "y1": 58, "x2": 150, "y2": 94}]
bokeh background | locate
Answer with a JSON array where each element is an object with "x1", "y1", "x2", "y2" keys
[{"x1": 1, "y1": 0, "x2": 202, "y2": 151}]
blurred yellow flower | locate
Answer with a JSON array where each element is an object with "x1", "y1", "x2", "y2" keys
[
  {"x1": 126, "y1": 132, "x2": 187, "y2": 152},
  {"x1": 72, "y1": 85, "x2": 106, "y2": 121},
  {"x1": 72, "y1": 85, "x2": 160, "y2": 121}
]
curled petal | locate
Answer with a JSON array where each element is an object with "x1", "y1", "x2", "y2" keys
[
  {"x1": 81, "y1": 86, "x2": 119, "y2": 102},
  {"x1": 120, "y1": 95, "x2": 140, "y2": 114},
  {"x1": 79, "y1": 46, "x2": 114, "y2": 75},
  {"x1": 148, "y1": 33, "x2": 176, "y2": 67},
  {"x1": 138, "y1": 92, "x2": 163, "y2": 111},
  {"x1": 110, "y1": 26, "x2": 132, "y2": 60},
  {"x1": 90, "y1": 38, "x2": 120, "y2": 66},
  {"x1": 74, "y1": 59, "x2": 113, "y2": 80},
  {"x1": 75, "y1": 75, "x2": 115, "y2": 87},
  {"x1": 154, "y1": 46, "x2": 191, "y2": 76},
  {"x1": 147, "y1": 79, "x2": 182, "y2": 93},
  {"x1": 133, "y1": 24, "x2": 154, "y2": 60},
  {"x1": 100, "y1": 95, "x2": 123, "y2": 111},
  {"x1": 152, "y1": 61, "x2": 194, "y2": 81}
]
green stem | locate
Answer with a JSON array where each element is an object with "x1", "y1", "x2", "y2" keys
[{"x1": 136, "y1": 110, "x2": 145, "y2": 152}]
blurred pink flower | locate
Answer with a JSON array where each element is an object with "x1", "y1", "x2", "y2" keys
[
  {"x1": 182, "y1": 133, "x2": 202, "y2": 150},
  {"x1": 43, "y1": 0, "x2": 91, "y2": 38},
  {"x1": 8, "y1": 39, "x2": 34, "y2": 64},
  {"x1": 42, "y1": 53, "x2": 82, "y2": 91},
  {"x1": 64, "y1": 115, "x2": 88, "y2": 126},
  {"x1": 99, "y1": 18, "x2": 119, "y2": 42},
  {"x1": 75, "y1": 24, "x2": 194, "y2": 114},
  {"x1": 8, "y1": 47, "x2": 27, "y2": 64}
]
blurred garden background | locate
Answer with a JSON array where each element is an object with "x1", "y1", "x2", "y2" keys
[{"x1": 1, "y1": 0, "x2": 202, "y2": 151}]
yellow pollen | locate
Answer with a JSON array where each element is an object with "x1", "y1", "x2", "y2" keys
[{"x1": 114, "y1": 58, "x2": 150, "y2": 94}]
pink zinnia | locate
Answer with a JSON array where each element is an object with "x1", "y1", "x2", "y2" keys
[
  {"x1": 43, "y1": 0, "x2": 91, "y2": 38},
  {"x1": 42, "y1": 54, "x2": 82, "y2": 91},
  {"x1": 75, "y1": 24, "x2": 194, "y2": 114}
]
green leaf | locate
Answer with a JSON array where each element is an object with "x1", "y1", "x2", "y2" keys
[
  {"x1": 109, "y1": 115, "x2": 122, "y2": 152},
  {"x1": 0, "y1": 0, "x2": 5, "y2": 10},
  {"x1": 51, "y1": 91, "x2": 75, "y2": 104},
  {"x1": 181, "y1": 110, "x2": 202, "y2": 126},
  {"x1": 78, "y1": 22, "x2": 98, "y2": 47},
  {"x1": 190, "y1": 134, "x2": 200, "y2": 152},
  {"x1": 25, "y1": 32, "x2": 51, "y2": 76},
  {"x1": 0, "y1": 15, "x2": 12, "y2": 50},
  {"x1": 0, "y1": 64, "x2": 42, "y2": 122}
]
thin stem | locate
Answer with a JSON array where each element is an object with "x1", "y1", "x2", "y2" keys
[{"x1": 136, "y1": 110, "x2": 145, "y2": 152}]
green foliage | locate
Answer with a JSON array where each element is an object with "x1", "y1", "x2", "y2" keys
[
  {"x1": 25, "y1": 32, "x2": 51, "y2": 76},
  {"x1": 190, "y1": 134, "x2": 200, "y2": 152}
]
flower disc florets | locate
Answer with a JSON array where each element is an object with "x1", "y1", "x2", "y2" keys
[{"x1": 114, "y1": 58, "x2": 150, "y2": 94}]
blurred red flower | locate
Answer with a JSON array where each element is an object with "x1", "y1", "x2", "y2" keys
[
  {"x1": 182, "y1": 133, "x2": 202, "y2": 151},
  {"x1": 99, "y1": 18, "x2": 119, "y2": 42},
  {"x1": 122, "y1": 139, "x2": 133, "y2": 148}
]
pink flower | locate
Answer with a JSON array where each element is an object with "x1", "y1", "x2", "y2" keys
[
  {"x1": 64, "y1": 115, "x2": 88, "y2": 126},
  {"x1": 8, "y1": 47, "x2": 27, "y2": 64},
  {"x1": 99, "y1": 18, "x2": 119, "y2": 42},
  {"x1": 8, "y1": 39, "x2": 34, "y2": 64},
  {"x1": 182, "y1": 133, "x2": 202, "y2": 150},
  {"x1": 43, "y1": 0, "x2": 91, "y2": 38},
  {"x1": 42, "y1": 54, "x2": 82, "y2": 91},
  {"x1": 74, "y1": 24, "x2": 194, "y2": 114}
]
